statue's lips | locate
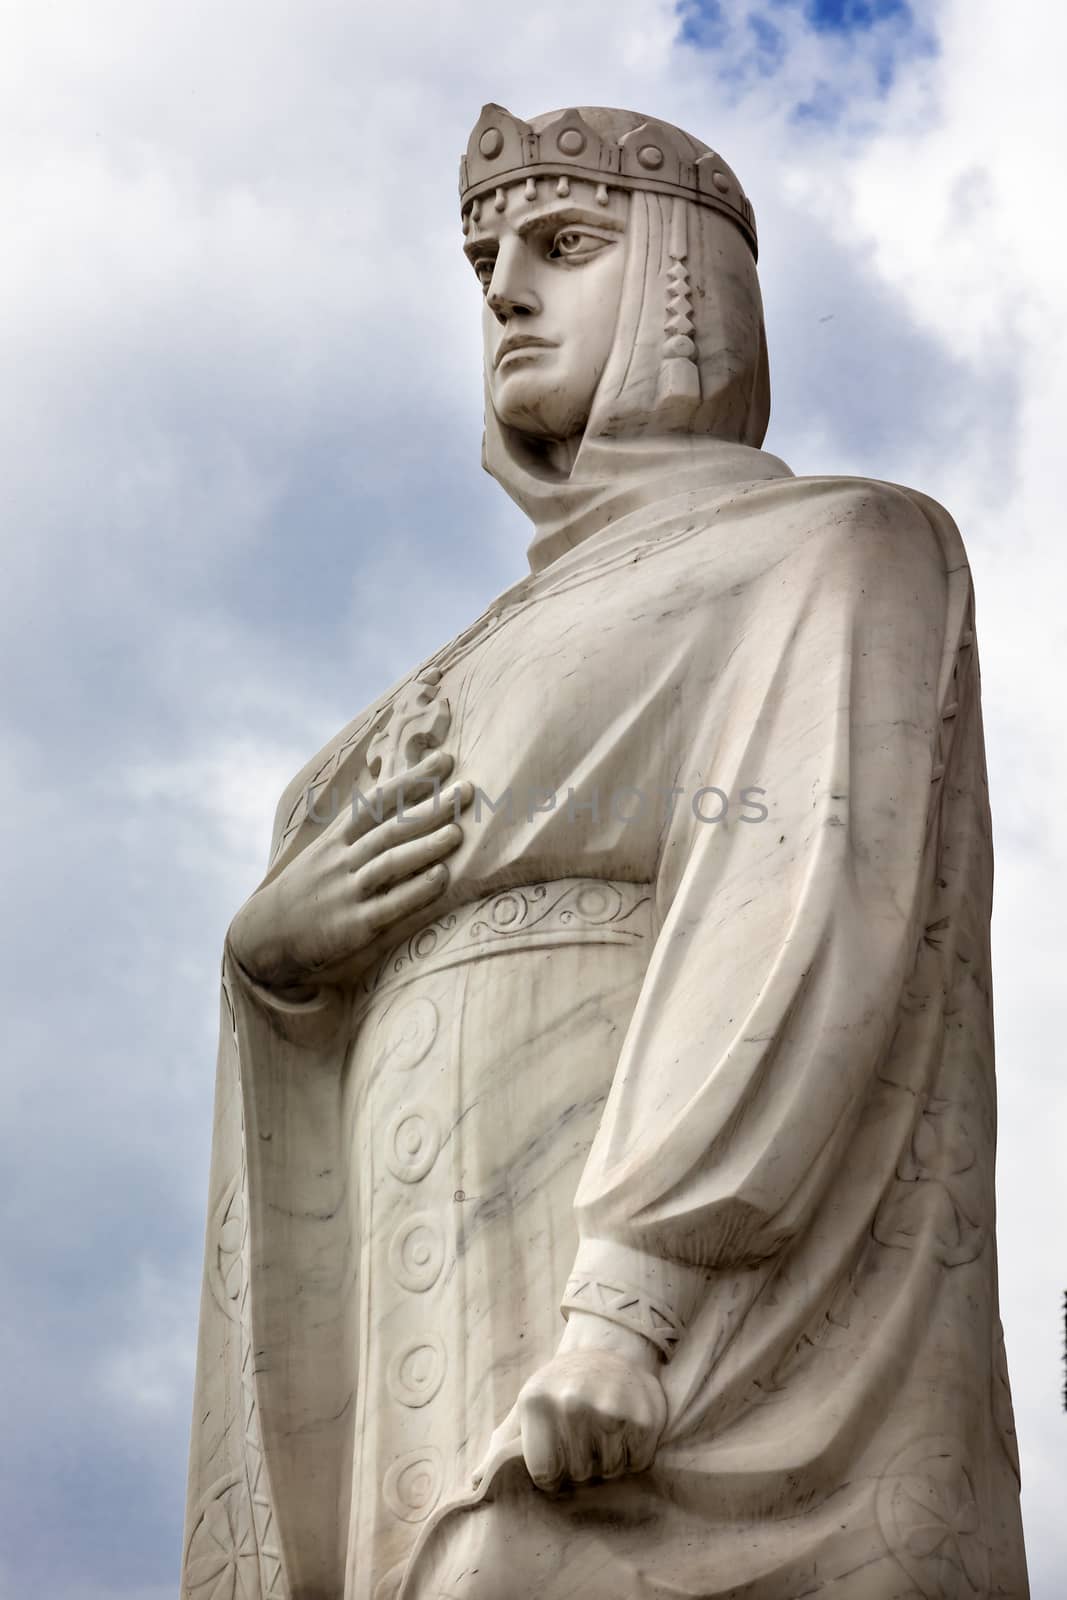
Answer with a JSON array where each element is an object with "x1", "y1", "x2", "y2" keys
[{"x1": 494, "y1": 336, "x2": 558, "y2": 370}]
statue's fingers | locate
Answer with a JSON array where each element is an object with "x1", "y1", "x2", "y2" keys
[
  {"x1": 363, "y1": 864, "x2": 450, "y2": 932},
  {"x1": 590, "y1": 1415, "x2": 628, "y2": 1480},
  {"x1": 622, "y1": 1380, "x2": 666, "y2": 1475},
  {"x1": 622, "y1": 1418, "x2": 659, "y2": 1476},
  {"x1": 348, "y1": 782, "x2": 471, "y2": 864},
  {"x1": 554, "y1": 1392, "x2": 599, "y2": 1485},
  {"x1": 379, "y1": 749, "x2": 454, "y2": 805},
  {"x1": 356, "y1": 824, "x2": 462, "y2": 897},
  {"x1": 343, "y1": 752, "x2": 455, "y2": 842},
  {"x1": 520, "y1": 1396, "x2": 566, "y2": 1494},
  {"x1": 470, "y1": 1402, "x2": 520, "y2": 1489},
  {"x1": 335, "y1": 782, "x2": 436, "y2": 845}
]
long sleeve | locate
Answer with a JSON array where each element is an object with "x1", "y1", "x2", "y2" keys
[{"x1": 566, "y1": 484, "x2": 955, "y2": 1348}]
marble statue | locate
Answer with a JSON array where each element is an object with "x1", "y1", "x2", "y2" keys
[{"x1": 182, "y1": 105, "x2": 1030, "y2": 1599}]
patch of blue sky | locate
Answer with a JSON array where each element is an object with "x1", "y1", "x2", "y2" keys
[
  {"x1": 798, "y1": 0, "x2": 911, "y2": 31},
  {"x1": 676, "y1": 0, "x2": 937, "y2": 121},
  {"x1": 791, "y1": 79, "x2": 845, "y2": 125},
  {"x1": 677, "y1": 4, "x2": 789, "y2": 84},
  {"x1": 677, "y1": 0, "x2": 728, "y2": 51},
  {"x1": 773, "y1": 0, "x2": 938, "y2": 79},
  {"x1": 748, "y1": 12, "x2": 788, "y2": 72}
]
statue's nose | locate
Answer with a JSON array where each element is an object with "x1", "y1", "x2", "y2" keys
[
  {"x1": 486, "y1": 240, "x2": 541, "y2": 324},
  {"x1": 487, "y1": 287, "x2": 538, "y2": 323}
]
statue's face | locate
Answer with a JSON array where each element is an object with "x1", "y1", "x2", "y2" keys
[{"x1": 464, "y1": 178, "x2": 628, "y2": 441}]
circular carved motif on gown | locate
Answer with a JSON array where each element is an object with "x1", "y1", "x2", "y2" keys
[
  {"x1": 388, "y1": 1211, "x2": 445, "y2": 1292},
  {"x1": 387, "y1": 1334, "x2": 447, "y2": 1407},
  {"x1": 414, "y1": 926, "x2": 442, "y2": 959},
  {"x1": 492, "y1": 893, "x2": 520, "y2": 927},
  {"x1": 385, "y1": 1103, "x2": 441, "y2": 1184},
  {"x1": 574, "y1": 883, "x2": 610, "y2": 919},
  {"x1": 378, "y1": 996, "x2": 438, "y2": 1072},
  {"x1": 382, "y1": 1445, "x2": 444, "y2": 1523},
  {"x1": 479, "y1": 127, "x2": 504, "y2": 159},
  {"x1": 637, "y1": 144, "x2": 664, "y2": 170},
  {"x1": 712, "y1": 170, "x2": 731, "y2": 193},
  {"x1": 875, "y1": 1435, "x2": 989, "y2": 1598},
  {"x1": 184, "y1": 1472, "x2": 261, "y2": 1600},
  {"x1": 557, "y1": 127, "x2": 586, "y2": 156}
]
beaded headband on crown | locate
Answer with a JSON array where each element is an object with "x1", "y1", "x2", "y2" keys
[{"x1": 459, "y1": 103, "x2": 758, "y2": 260}]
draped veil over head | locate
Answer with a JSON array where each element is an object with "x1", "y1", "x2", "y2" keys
[{"x1": 478, "y1": 107, "x2": 783, "y2": 572}]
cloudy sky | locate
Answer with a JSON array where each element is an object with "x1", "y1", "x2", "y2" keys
[{"x1": 1, "y1": 0, "x2": 1064, "y2": 1593}]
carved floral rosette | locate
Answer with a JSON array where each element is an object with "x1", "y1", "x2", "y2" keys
[
  {"x1": 183, "y1": 1472, "x2": 262, "y2": 1600},
  {"x1": 876, "y1": 1436, "x2": 990, "y2": 1598}
]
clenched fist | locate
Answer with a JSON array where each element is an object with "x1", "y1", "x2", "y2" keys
[{"x1": 472, "y1": 1310, "x2": 668, "y2": 1493}]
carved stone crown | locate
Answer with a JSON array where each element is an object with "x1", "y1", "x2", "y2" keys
[{"x1": 460, "y1": 103, "x2": 757, "y2": 258}]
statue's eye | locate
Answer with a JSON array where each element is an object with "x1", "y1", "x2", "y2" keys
[{"x1": 547, "y1": 229, "x2": 612, "y2": 264}]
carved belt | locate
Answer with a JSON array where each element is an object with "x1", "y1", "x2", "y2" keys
[{"x1": 352, "y1": 876, "x2": 651, "y2": 1023}]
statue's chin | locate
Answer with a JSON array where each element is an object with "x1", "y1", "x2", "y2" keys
[{"x1": 492, "y1": 376, "x2": 590, "y2": 445}]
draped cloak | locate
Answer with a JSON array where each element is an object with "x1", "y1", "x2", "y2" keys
[{"x1": 182, "y1": 184, "x2": 1029, "y2": 1600}]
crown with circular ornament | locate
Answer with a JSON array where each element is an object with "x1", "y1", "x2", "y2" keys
[{"x1": 459, "y1": 104, "x2": 758, "y2": 259}]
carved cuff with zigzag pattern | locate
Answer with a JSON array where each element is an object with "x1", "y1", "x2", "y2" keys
[{"x1": 561, "y1": 1274, "x2": 684, "y2": 1361}]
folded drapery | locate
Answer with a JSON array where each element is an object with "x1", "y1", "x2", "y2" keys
[{"x1": 183, "y1": 464, "x2": 1025, "y2": 1599}]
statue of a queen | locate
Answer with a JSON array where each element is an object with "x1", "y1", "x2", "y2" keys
[{"x1": 181, "y1": 104, "x2": 1030, "y2": 1600}]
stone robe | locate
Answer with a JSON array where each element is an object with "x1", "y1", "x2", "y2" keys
[{"x1": 182, "y1": 182, "x2": 1028, "y2": 1600}]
